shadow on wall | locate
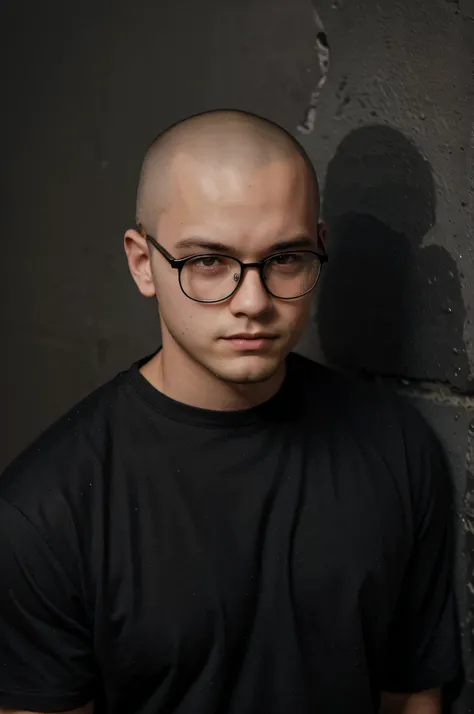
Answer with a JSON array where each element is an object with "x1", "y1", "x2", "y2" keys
[{"x1": 317, "y1": 125, "x2": 468, "y2": 388}]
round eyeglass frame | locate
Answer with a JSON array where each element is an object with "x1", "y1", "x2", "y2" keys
[{"x1": 140, "y1": 227, "x2": 328, "y2": 304}]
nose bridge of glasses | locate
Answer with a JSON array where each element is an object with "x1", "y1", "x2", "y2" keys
[
  {"x1": 229, "y1": 261, "x2": 272, "y2": 306},
  {"x1": 240, "y1": 258, "x2": 266, "y2": 272},
  {"x1": 237, "y1": 259, "x2": 269, "y2": 287}
]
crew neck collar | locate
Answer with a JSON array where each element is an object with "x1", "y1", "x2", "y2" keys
[{"x1": 127, "y1": 350, "x2": 297, "y2": 428}]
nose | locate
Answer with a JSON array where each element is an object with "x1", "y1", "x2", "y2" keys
[{"x1": 228, "y1": 266, "x2": 273, "y2": 318}]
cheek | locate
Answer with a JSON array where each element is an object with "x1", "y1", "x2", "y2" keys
[
  {"x1": 156, "y1": 278, "x2": 187, "y2": 326},
  {"x1": 182, "y1": 308, "x2": 215, "y2": 336},
  {"x1": 278, "y1": 296, "x2": 313, "y2": 328},
  {"x1": 157, "y1": 284, "x2": 219, "y2": 337}
]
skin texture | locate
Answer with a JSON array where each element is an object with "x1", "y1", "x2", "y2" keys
[
  {"x1": 125, "y1": 111, "x2": 322, "y2": 411},
  {"x1": 379, "y1": 689, "x2": 441, "y2": 713},
  {"x1": 135, "y1": 111, "x2": 320, "y2": 237}
]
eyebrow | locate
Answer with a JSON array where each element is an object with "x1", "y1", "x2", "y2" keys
[{"x1": 173, "y1": 235, "x2": 316, "y2": 254}]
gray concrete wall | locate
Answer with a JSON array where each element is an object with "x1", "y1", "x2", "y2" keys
[
  {"x1": 1, "y1": 0, "x2": 472, "y2": 710},
  {"x1": 295, "y1": 3, "x2": 473, "y2": 710}
]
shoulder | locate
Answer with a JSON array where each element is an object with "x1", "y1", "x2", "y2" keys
[
  {"x1": 0, "y1": 366, "x2": 132, "y2": 520},
  {"x1": 289, "y1": 351, "x2": 439, "y2": 465},
  {"x1": 290, "y1": 354, "x2": 450, "y2": 528}
]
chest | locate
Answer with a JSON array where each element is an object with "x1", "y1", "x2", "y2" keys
[{"x1": 89, "y1": 425, "x2": 412, "y2": 685}]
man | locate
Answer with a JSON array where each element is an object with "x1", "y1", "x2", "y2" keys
[{"x1": 0, "y1": 110, "x2": 461, "y2": 714}]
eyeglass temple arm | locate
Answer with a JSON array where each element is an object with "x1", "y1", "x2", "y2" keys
[{"x1": 137, "y1": 225, "x2": 175, "y2": 263}]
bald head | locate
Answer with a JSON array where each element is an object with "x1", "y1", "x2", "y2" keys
[{"x1": 136, "y1": 110, "x2": 319, "y2": 233}]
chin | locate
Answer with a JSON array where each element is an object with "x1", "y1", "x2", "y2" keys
[{"x1": 211, "y1": 354, "x2": 283, "y2": 385}]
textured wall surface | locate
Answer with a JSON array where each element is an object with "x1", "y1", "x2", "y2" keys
[
  {"x1": 295, "y1": 2, "x2": 473, "y2": 711},
  {"x1": 1, "y1": 0, "x2": 472, "y2": 710}
]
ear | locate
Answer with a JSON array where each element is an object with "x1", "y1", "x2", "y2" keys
[
  {"x1": 317, "y1": 221, "x2": 328, "y2": 253},
  {"x1": 124, "y1": 228, "x2": 156, "y2": 298}
]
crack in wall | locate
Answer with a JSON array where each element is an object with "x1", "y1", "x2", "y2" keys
[{"x1": 297, "y1": 1, "x2": 330, "y2": 135}]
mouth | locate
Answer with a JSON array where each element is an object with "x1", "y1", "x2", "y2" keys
[{"x1": 223, "y1": 334, "x2": 279, "y2": 352}]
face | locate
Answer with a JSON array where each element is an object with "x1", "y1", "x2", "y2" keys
[{"x1": 126, "y1": 151, "x2": 321, "y2": 387}]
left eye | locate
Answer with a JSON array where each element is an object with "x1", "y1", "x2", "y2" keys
[{"x1": 274, "y1": 253, "x2": 297, "y2": 264}]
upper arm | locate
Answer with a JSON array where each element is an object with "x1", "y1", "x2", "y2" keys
[
  {"x1": 382, "y1": 408, "x2": 461, "y2": 694},
  {"x1": 0, "y1": 498, "x2": 96, "y2": 712},
  {"x1": 380, "y1": 688, "x2": 441, "y2": 713}
]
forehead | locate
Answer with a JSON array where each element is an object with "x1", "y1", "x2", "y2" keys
[
  {"x1": 173, "y1": 149, "x2": 311, "y2": 194},
  {"x1": 158, "y1": 152, "x2": 317, "y2": 245}
]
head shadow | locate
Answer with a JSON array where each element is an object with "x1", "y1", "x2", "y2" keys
[{"x1": 317, "y1": 125, "x2": 468, "y2": 388}]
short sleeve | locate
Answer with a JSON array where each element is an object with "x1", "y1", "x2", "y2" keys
[
  {"x1": 382, "y1": 408, "x2": 462, "y2": 693},
  {"x1": 0, "y1": 497, "x2": 96, "y2": 712}
]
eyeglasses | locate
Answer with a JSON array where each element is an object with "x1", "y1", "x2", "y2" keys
[{"x1": 139, "y1": 227, "x2": 328, "y2": 304}]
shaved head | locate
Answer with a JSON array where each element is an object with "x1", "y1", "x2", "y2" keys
[
  {"x1": 126, "y1": 108, "x2": 325, "y2": 409},
  {"x1": 136, "y1": 109, "x2": 319, "y2": 233}
]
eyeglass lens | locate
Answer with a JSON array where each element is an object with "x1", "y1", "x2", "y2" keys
[{"x1": 179, "y1": 253, "x2": 322, "y2": 302}]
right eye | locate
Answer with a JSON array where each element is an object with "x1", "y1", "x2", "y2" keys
[{"x1": 188, "y1": 256, "x2": 222, "y2": 269}]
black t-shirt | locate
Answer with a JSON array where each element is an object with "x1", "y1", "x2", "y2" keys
[{"x1": 0, "y1": 352, "x2": 460, "y2": 714}]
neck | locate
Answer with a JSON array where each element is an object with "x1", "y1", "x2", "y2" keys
[{"x1": 140, "y1": 344, "x2": 286, "y2": 412}]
